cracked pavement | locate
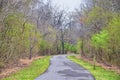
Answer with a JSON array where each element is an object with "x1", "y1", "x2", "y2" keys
[{"x1": 35, "y1": 55, "x2": 95, "y2": 80}]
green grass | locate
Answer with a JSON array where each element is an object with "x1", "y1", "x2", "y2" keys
[
  {"x1": 68, "y1": 56, "x2": 120, "y2": 80},
  {"x1": 2, "y1": 56, "x2": 51, "y2": 80}
]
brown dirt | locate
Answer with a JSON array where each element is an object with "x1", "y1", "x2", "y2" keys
[
  {"x1": 76, "y1": 55, "x2": 120, "y2": 74},
  {"x1": 0, "y1": 56, "x2": 43, "y2": 79}
]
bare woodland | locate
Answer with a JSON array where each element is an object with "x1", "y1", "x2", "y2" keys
[{"x1": 0, "y1": 0, "x2": 120, "y2": 70}]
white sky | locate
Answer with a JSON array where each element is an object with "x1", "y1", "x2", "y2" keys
[{"x1": 53, "y1": 0, "x2": 83, "y2": 11}]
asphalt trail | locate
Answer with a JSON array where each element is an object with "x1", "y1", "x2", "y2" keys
[{"x1": 35, "y1": 55, "x2": 95, "y2": 80}]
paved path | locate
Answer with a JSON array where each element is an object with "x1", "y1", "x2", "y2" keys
[{"x1": 35, "y1": 55, "x2": 95, "y2": 80}]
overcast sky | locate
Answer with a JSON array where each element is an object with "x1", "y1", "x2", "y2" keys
[{"x1": 53, "y1": 0, "x2": 83, "y2": 11}]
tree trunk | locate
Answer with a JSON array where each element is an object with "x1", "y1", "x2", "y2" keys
[
  {"x1": 61, "y1": 28, "x2": 64, "y2": 54},
  {"x1": 81, "y1": 39, "x2": 85, "y2": 56},
  {"x1": 29, "y1": 47, "x2": 32, "y2": 60},
  {"x1": 93, "y1": 55, "x2": 96, "y2": 70}
]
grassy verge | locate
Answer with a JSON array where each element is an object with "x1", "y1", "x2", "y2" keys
[
  {"x1": 2, "y1": 56, "x2": 51, "y2": 80},
  {"x1": 68, "y1": 56, "x2": 120, "y2": 80}
]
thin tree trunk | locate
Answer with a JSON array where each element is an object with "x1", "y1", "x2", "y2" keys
[
  {"x1": 61, "y1": 28, "x2": 64, "y2": 54},
  {"x1": 81, "y1": 39, "x2": 85, "y2": 56},
  {"x1": 29, "y1": 47, "x2": 32, "y2": 60}
]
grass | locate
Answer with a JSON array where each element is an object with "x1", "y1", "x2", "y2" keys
[
  {"x1": 2, "y1": 56, "x2": 51, "y2": 80},
  {"x1": 68, "y1": 56, "x2": 120, "y2": 80}
]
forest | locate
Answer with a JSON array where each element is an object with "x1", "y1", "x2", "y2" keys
[{"x1": 0, "y1": 0, "x2": 120, "y2": 77}]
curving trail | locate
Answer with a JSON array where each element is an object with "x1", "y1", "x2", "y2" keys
[{"x1": 35, "y1": 55, "x2": 95, "y2": 80}]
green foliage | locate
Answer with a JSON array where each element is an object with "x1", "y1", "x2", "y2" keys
[
  {"x1": 83, "y1": 12, "x2": 120, "y2": 67},
  {"x1": 105, "y1": 14, "x2": 120, "y2": 66},
  {"x1": 40, "y1": 39, "x2": 48, "y2": 51},
  {"x1": 91, "y1": 30, "x2": 109, "y2": 48},
  {"x1": 64, "y1": 43, "x2": 77, "y2": 53},
  {"x1": 75, "y1": 0, "x2": 120, "y2": 69},
  {"x1": 107, "y1": 14, "x2": 120, "y2": 44},
  {"x1": 85, "y1": 7, "x2": 108, "y2": 25},
  {"x1": 0, "y1": 13, "x2": 42, "y2": 66},
  {"x1": 2, "y1": 56, "x2": 51, "y2": 80},
  {"x1": 0, "y1": 14, "x2": 25, "y2": 62},
  {"x1": 76, "y1": 40, "x2": 82, "y2": 53}
]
